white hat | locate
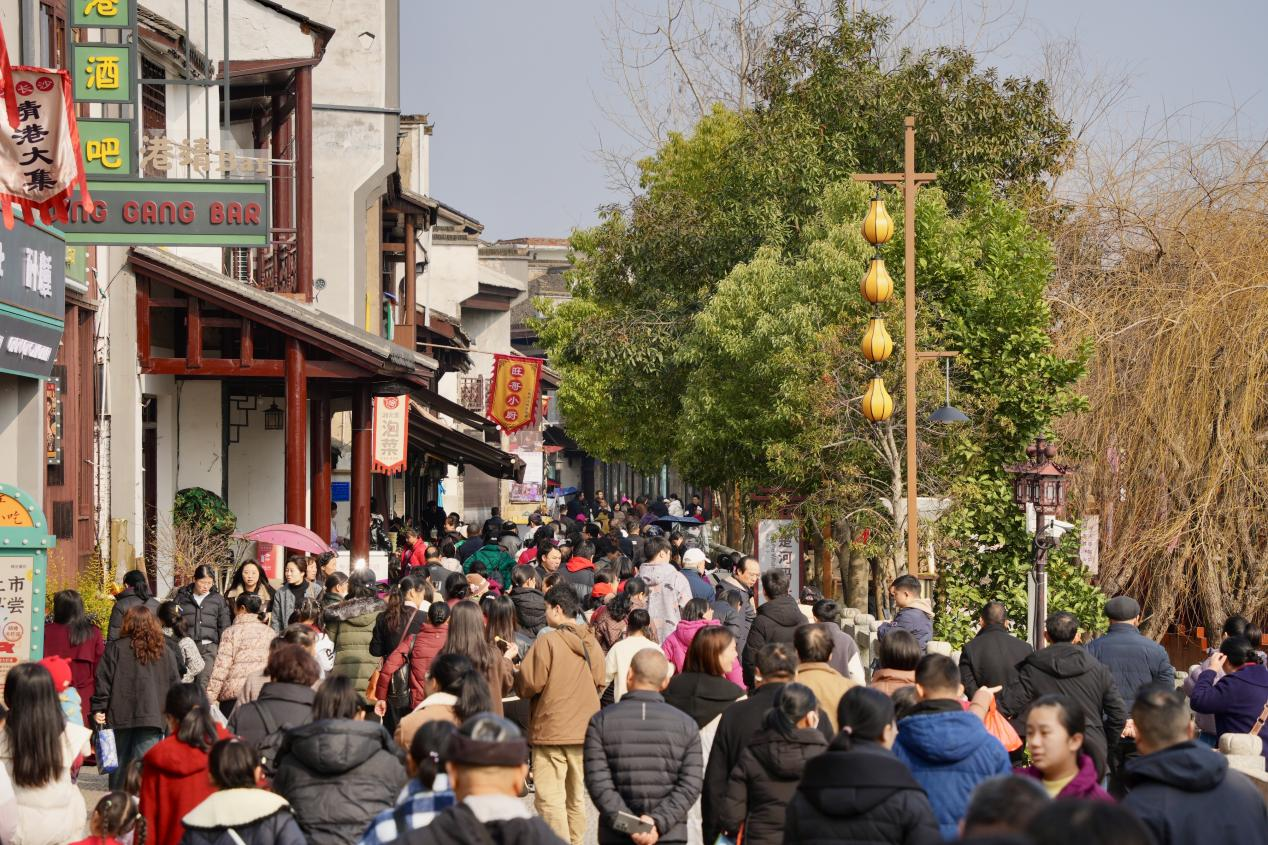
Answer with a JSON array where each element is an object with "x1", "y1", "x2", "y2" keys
[{"x1": 683, "y1": 548, "x2": 708, "y2": 565}]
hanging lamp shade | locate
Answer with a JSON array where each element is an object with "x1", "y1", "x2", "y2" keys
[
  {"x1": 862, "y1": 377, "x2": 894, "y2": 423},
  {"x1": 860, "y1": 318, "x2": 893, "y2": 363},
  {"x1": 862, "y1": 198, "x2": 894, "y2": 245},
  {"x1": 860, "y1": 258, "x2": 894, "y2": 304}
]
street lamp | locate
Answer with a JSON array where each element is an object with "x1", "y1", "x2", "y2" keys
[{"x1": 1006, "y1": 437, "x2": 1075, "y2": 648}]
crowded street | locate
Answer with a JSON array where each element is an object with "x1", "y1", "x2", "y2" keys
[{"x1": 0, "y1": 1, "x2": 1267, "y2": 844}]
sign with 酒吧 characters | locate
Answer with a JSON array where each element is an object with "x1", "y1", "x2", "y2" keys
[
  {"x1": 62, "y1": 179, "x2": 271, "y2": 246},
  {"x1": 486, "y1": 354, "x2": 544, "y2": 433},
  {"x1": 0, "y1": 484, "x2": 53, "y2": 693}
]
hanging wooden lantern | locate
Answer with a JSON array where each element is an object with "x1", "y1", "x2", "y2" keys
[
  {"x1": 862, "y1": 198, "x2": 894, "y2": 245},
  {"x1": 861, "y1": 318, "x2": 893, "y2": 363},
  {"x1": 861, "y1": 258, "x2": 894, "y2": 304},
  {"x1": 862, "y1": 377, "x2": 894, "y2": 423}
]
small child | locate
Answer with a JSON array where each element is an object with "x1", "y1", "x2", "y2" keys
[
  {"x1": 38, "y1": 655, "x2": 83, "y2": 727},
  {"x1": 70, "y1": 790, "x2": 142, "y2": 845}
]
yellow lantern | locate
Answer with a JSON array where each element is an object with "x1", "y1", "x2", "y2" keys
[
  {"x1": 862, "y1": 377, "x2": 894, "y2": 423},
  {"x1": 860, "y1": 258, "x2": 894, "y2": 304},
  {"x1": 861, "y1": 318, "x2": 893, "y2": 363},
  {"x1": 862, "y1": 198, "x2": 894, "y2": 245}
]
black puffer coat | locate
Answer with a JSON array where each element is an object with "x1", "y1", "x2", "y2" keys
[
  {"x1": 173, "y1": 584, "x2": 234, "y2": 646},
  {"x1": 783, "y1": 737, "x2": 941, "y2": 845},
  {"x1": 228, "y1": 682, "x2": 316, "y2": 750},
  {"x1": 957, "y1": 623, "x2": 1033, "y2": 698},
  {"x1": 271, "y1": 718, "x2": 407, "y2": 845},
  {"x1": 583, "y1": 690, "x2": 703, "y2": 844},
  {"x1": 107, "y1": 587, "x2": 160, "y2": 641},
  {"x1": 716, "y1": 725, "x2": 827, "y2": 845},
  {"x1": 90, "y1": 635, "x2": 180, "y2": 729},
  {"x1": 510, "y1": 586, "x2": 547, "y2": 635},
  {"x1": 740, "y1": 596, "x2": 804, "y2": 688},
  {"x1": 401, "y1": 804, "x2": 565, "y2": 845}
]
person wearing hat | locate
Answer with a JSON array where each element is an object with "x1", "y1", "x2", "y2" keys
[
  {"x1": 38, "y1": 656, "x2": 84, "y2": 726},
  {"x1": 1087, "y1": 595, "x2": 1175, "y2": 796},
  {"x1": 681, "y1": 548, "x2": 715, "y2": 602},
  {"x1": 404, "y1": 714, "x2": 566, "y2": 845}
]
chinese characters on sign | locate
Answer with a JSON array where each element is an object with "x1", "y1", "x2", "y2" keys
[
  {"x1": 140, "y1": 136, "x2": 271, "y2": 177},
  {"x1": 79, "y1": 118, "x2": 134, "y2": 177},
  {"x1": 486, "y1": 354, "x2": 545, "y2": 433},
  {"x1": 0, "y1": 555, "x2": 34, "y2": 687},
  {"x1": 71, "y1": 0, "x2": 136, "y2": 27},
  {"x1": 0, "y1": 69, "x2": 93, "y2": 227},
  {"x1": 756, "y1": 519, "x2": 802, "y2": 601},
  {"x1": 44, "y1": 376, "x2": 62, "y2": 465},
  {"x1": 372, "y1": 395, "x2": 409, "y2": 475},
  {"x1": 70, "y1": 44, "x2": 133, "y2": 103},
  {"x1": 0, "y1": 214, "x2": 65, "y2": 379}
]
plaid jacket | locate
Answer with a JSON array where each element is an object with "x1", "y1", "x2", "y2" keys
[{"x1": 358, "y1": 777, "x2": 456, "y2": 845}]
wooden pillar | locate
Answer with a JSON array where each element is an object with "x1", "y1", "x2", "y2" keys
[
  {"x1": 350, "y1": 385, "x2": 372, "y2": 561},
  {"x1": 310, "y1": 393, "x2": 332, "y2": 542},
  {"x1": 270, "y1": 93, "x2": 289, "y2": 233},
  {"x1": 399, "y1": 215, "x2": 417, "y2": 347},
  {"x1": 294, "y1": 66, "x2": 314, "y2": 301},
  {"x1": 284, "y1": 339, "x2": 307, "y2": 528}
]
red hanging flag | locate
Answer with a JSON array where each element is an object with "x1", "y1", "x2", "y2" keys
[{"x1": 486, "y1": 354, "x2": 544, "y2": 433}]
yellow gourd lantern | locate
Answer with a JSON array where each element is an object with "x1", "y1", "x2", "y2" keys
[
  {"x1": 862, "y1": 377, "x2": 894, "y2": 423},
  {"x1": 860, "y1": 258, "x2": 894, "y2": 304},
  {"x1": 861, "y1": 318, "x2": 893, "y2": 363},
  {"x1": 862, "y1": 198, "x2": 894, "y2": 245}
]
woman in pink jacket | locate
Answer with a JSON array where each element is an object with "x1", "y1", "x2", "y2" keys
[{"x1": 662, "y1": 598, "x2": 744, "y2": 688}]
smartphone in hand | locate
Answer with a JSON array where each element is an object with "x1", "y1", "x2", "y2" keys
[{"x1": 611, "y1": 811, "x2": 653, "y2": 835}]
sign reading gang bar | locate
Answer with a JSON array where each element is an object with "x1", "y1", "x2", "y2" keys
[{"x1": 61, "y1": 179, "x2": 270, "y2": 246}]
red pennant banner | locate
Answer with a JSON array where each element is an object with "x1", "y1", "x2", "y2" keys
[{"x1": 487, "y1": 354, "x2": 544, "y2": 433}]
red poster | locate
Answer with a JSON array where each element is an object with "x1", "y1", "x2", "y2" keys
[
  {"x1": 372, "y1": 395, "x2": 408, "y2": 474},
  {"x1": 486, "y1": 354, "x2": 544, "y2": 433}
]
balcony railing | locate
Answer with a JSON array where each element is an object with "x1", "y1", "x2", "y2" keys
[{"x1": 225, "y1": 230, "x2": 297, "y2": 294}]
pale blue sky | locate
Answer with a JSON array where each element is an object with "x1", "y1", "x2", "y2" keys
[{"x1": 401, "y1": 1, "x2": 1268, "y2": 241}]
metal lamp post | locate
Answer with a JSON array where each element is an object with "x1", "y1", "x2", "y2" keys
[{"x1": 1006, "y1": 437, "x2": 1074, "y2": 648}]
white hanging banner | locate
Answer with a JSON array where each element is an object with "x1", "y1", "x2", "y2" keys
[{"x1": 372, "y1": 395, "x2": 408, "y2": 475}]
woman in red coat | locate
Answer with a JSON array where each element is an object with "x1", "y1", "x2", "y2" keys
[
  {"x1": 43, "y1": 590, "x2": 105, "y2": 725},
  {"x1": 139, "y1": 683, "x2": 231, "y2": 845}
]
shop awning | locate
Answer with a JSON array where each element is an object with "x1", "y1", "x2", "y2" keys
[{"x1": 409, "y1": 399, "x2": 524, "y2": 482}]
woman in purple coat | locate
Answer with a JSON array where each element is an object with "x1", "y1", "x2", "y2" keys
[
  {"x1": 1190, "y1": 636, "x2": 1268, "y2": 757},
  {"x1": 1016, "y1": 694, "x2": 1113, "y2": 800}
]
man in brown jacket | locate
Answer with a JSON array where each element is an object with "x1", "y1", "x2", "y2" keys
[
  {"x1": 515, "y1": 584, "x2": 606, "y2": 845},
  {"x1": 794, "y1": 623, "x2": 857, "y2": 732}
]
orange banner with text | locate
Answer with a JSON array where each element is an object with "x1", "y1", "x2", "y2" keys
[{"x1": 487, "y1": 354, "x2": 544, "y2": 434}]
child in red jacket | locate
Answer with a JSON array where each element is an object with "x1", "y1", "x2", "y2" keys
[{"x1": 71, "y1": 791, "x2": 141, "y2": 845}]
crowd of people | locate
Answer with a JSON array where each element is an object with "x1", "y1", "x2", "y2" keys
[{"x1": 3, "y1": 505, "x2": 1268, "y2": 845}]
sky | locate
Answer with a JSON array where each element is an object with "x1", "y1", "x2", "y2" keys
[{"x1": 401, "y1": 1, "x2": 1268, "y2": 242}]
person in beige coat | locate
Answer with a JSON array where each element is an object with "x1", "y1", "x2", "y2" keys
[
  {"x1": 794, "y1": 623, "x2": 857, "y2": 732},
  {"x1": 205, "y1": 594, "x2": 276, "y2": 712},
  {"x1": 514, "y1": 584, "x2": 606, "y2": 845}
]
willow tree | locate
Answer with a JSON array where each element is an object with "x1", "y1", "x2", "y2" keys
[{"x1": 1052, "y1": 142, "x2": 1268, "y2": 635}]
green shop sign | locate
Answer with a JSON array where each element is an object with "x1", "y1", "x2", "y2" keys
[
  {"x1": 78, "y1": 118, "x2": 136, "y2": 178},
  {"x1": 71, "y1": 42, "x2": 135, "y2": 104},
  {"x1": 0, "y1": 484, "x2": 53, "y2": 692},
  {"x1": 62, "y1": 179, "x2": 271, "y2": 246},
  {"x1": 71, "y1": 0, "x2": 135, "y2": 27}
]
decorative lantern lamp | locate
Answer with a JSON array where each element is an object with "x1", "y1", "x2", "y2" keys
[
  {"x1": 860, "y1": 318, "x2": 893, "y2": 363},
  {"x1": 264, "y1": 401, "x2": 284, "y2": 431},
  {"x1": 1005, "y1": 437, "x2": 1073, "y2": 520},
  {"x1": 862, "y1": 198, "x2": 894, "y2": 245},
  {"x1": 861, "y1": 259, "x2": 894, "y2": 304},
  {"x1": 862, "y1": 377, "x2": 894, "y2": 423}
]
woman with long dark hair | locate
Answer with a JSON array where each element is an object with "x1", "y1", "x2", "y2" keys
[
  {"x1": 270, "y1": 557, "x2": 323, "y2": 635},
  {"x1": 664, "y1": 626, "x2": 744, "y2": 728},
  {"x1": 784, "y1": 686, "x2": 940, "y2": 844},
  {"x1": 44, "y1": 588, "x2": 105, "y2": 724},
  {"x1": 1017, "y1": 694, "x2": 1113, "y2": 800},
  {"x1": 325, "y1": 568, "x2": 386, "y2": 694},
  {"x1": 107, "y1": 569, "x2": 159, "y2": 641},
  {"x1": 139, "y1": 683, "x2": 231, "y2": 845},
  {"x1": 225, "y1": 560, "x2": 276, "y2": 617},
  {"x1": 178, "y1": 739, "x2": 306, "y2": 845},
  {"x1": 273, "y1": 676, "x2": 407, "y2": 845},
  {"x1": 0, "y1": 662, "x2": 94, "y2": 845},
  {"x1": 437, "y1": 600, "x2": 514, "y2": 717},
  {"x1": 205, "y1": 593, "x2": 275, "y2": 715},
  {"x1": 717, "y1": 683, "x2": 828, "y2": 845},
  {"x1": 394, "y1": 653, "x2": 495, "y2": 749},
  {"x1": 159, "y1": 600, "x2": 206, "y2": 684},
  {"x1": 92, "y1": 605, "x2": 181, "y2": 789},
  {"x1": 370, "y1": 573, "x2": 431, "y2": 659}
]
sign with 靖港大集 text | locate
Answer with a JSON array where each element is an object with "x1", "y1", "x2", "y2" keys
[{"x1": 61, "y1": 179, "x2": 271, "y2": 246}]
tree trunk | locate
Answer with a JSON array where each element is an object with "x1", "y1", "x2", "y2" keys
[{"x1": 843, "y1": 521, "x2": 869, "y2": 611}]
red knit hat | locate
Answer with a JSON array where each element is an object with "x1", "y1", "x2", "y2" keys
[{"x1": 38, "y1": 655, "x2": 72, "y2": 692}]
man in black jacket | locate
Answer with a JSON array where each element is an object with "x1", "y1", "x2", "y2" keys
[
  {"x1": 583, "y1": 649, "x2": 703, "y2": 844},
  {"x1": 999, "y1": 611, "x2": 1127, "y2": 776},
  {"x1": 740, "y1": 567, "x2": 803, "y2": 689},
  {"x1": 702, "y1": 643, "x2": 833, "y2": 845},
  {"x1": 1122, "y1": 683, "x2": 1268, "y2": 845},
  {"x1": 958, "y1": 602, "x2": 1033, "y2": 698}
]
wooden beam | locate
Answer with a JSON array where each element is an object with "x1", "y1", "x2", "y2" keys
[
  {"x1": 306, "y1": 361, "x2": 371, "y2": 379},
  {"x1": 295, "y1": 66, "x2": 314, "y2": 301},
  {"x1": 350, "y1": 385, "x2": 371, "y2": 561},
  {"x1": 380, "y1": 243, "x2": 406, "y2": 251},
  {"x1": 200, "y1": 317, "x2": 241, "y2": 329},
  {"x1": 310, "y1": 393, "x2": 332, "y2": 542},
  {"x1": 186, "y1": 297, "x2": 202, "y2": 369},
  {"x1": 146, "y1": 358, "x2": 284, "y2": 377},
  {"x1": 136, "y1": 279, "x2": 152, "y2": 369},
  {"x1": 148, "y1": 297, "x2": 185, "y2": 309},
  {"x1": 240, "y1": 318, "x2": 254, "y2": 368}
]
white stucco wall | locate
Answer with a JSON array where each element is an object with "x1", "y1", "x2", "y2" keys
[
  {"x1": 421, "y1": 239, "x2": 480, "y2": 316},
  {"x1": 141, "y1": 0, "x2": 315, "y2": 63},
  {"x1": 174, "y1": 381, "x2": 222, "y2": 493},
  {"x1": 226, "y1": 399, "x2": 295, "y2": 533}
]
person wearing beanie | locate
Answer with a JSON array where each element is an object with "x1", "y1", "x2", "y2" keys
[
  {"x1": 38, "y1": 656, "x2": 84, "y2": 726},
  {"x1": 1086, "y1": 595, "x2": 1174, "y2": 795},
  {"x1": 401, "y1": 714, "x2": 565, "y2": 845}
]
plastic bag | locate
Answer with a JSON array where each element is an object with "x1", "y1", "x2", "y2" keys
[
  {"x1": 94, "y1": 726, "x2": 119, "y2": 775},
  {"x1": 983, "y1": 697, "x2": 1022, "y2": 752}
]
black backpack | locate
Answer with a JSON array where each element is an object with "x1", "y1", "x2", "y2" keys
[{"x1": 252, "y1": 704, "x2": 288, "y2": 780}]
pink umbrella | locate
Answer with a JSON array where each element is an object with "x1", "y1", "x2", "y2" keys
[{"x1": 239, "y1": 523, "x2": 333, "y2": 554}]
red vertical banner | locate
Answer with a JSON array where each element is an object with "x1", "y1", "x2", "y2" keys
[
  {"x1": 486, "y1": 354, "x2": 544, "y2": 434},
  {"x1": 372, "y1": 395, "x2": 408, "y2": 474}
]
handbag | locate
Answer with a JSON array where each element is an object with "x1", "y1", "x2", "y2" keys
[
  {"x1": 94, "y1": 725, "x2": 119, "y2": 775},
  {"x1": 387, "y1": 609, "x2": 421, "y2": 715},
  {"x1": 367, "y1": 608, "x2": 419, "y2": 705},
  {"x1": 1250, "y1": 699, "x2": 1268, "y2": 737},
  {"x1": 983, "y1": 697, "x2": 1023, "y2": 752}
]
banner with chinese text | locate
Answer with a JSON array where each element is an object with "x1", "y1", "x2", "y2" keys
[
  {"x1": 486, "y1": 354, "x2": 544, "y2": 434},
  {"x1": 372, "y1": 395, "x2": 408, "y2": 474},
  {"x1": 0, "y1": 68, "x2": 92, "y2": 227}
]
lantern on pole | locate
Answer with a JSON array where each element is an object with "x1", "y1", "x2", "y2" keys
[
  {"x1": 1005, "y1": 437, "x2": 1075, "y2": 647},
  {"x1": 859, "y1": 191, "x2": 895, "y2": 423}
]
